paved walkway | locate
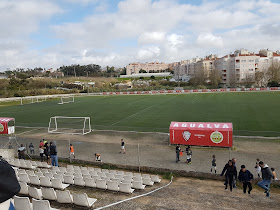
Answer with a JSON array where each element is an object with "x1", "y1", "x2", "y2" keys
[{"x1": 8, "y1": 129, "x2": 280, "y2": 177}]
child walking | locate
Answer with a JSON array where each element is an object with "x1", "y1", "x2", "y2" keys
[
  {"x1": 185, "y1": 146, "x2": 192, "y2": 164},
  {"x1": 211, "y1": 155, "x2": 217, "y2": 174},
  {"x1": 238, "y1": 165, "x2": 253, "y2": 194}
]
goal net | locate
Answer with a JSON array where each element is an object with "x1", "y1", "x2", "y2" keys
[
  {"x1": 58, "y1": 96, "x2": 74, "y2": 105},
  {"x1": 48, "y1": 116, "x2": 91, "y2": 135}
]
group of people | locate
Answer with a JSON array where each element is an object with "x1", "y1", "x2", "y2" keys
[
  {"x1": 38, "y1": 140, "x2": 58, "y2": 166},
  {"x1": 175, "y1": 144, "x2": 192, "y2": 164},
  {"x1": 220, "y1": 158, "x2": 277, "y2": 197}
]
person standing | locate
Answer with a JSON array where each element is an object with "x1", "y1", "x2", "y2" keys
[
  {"x1": 220, "y1": 160, "x2": 237, "y2": 192},
  {"x1": 70, "y1": 144, "x2": 75, "y2": 162},
  {"x1": 50, "y1": 141, "x2": 58, "y2": 166},
  {"x1": 211, "y1": 155, "x2": 217, "y2": 174},
  {"x1": 29, "y1": 143, "x2": 34, "y2": 154},
  {"x1": 255, "y1": 158, "x2": 262, "y2": 178},
  {"x1": 18, "y1": 144, "x2": 26, "y2": 160},
  {"x1": 120, "y1": 139, "x2": 126, "y2": 154},
  {"x1": 271, "y1": 168, "x2": 278, "y2": 180},
  {"x1": 238, "y1": 165, "x2": 253, "y2": 194},
  {"x1": 232, "y1": 158, "x2": 237, "y2": 188},
  {"x1": 39, "y1": 140, "x2": 44, "y2": 148},
  {"x1": 175, "y1": 144, "x2": 181, "y2": 163},
  {"x1": 39, "y1": 145, "x2": 44, "y2": 162},
  {"x1": 258, "y1": 161, "x2": 273, "y2": 197},
  {"x1": 43, "y1": 142, "x2": 50, "y2": 164},
  {"x1": 185, "y1": 146, "x2": 192, "y2": 164}
]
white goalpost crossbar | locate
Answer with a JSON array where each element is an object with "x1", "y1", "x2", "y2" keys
[
  {"x1": 58, "y1": 96, "x2": 75, "y2": 105},
  {"x1": 48, "y1": 116, "x2": 91, "y2": 135}
]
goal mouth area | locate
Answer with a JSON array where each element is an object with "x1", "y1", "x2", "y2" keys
[
  {"x1": 48, "y1": 116, "x2": 91, "y2": 135},
  {"x1": 58, "y1": 96, "x2": 74, "y2": 105}
]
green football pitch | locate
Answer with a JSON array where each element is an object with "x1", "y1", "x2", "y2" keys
[{"x1": 0, "y1": 92, "x2": 279, "y2": 136}]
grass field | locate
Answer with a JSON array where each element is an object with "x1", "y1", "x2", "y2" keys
[{"x1": 0, "y1": 92, "x2": 280, "y2": 136}]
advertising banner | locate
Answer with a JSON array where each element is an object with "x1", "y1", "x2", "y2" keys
[
  {"x1": 0, "y1": 118, "x2": 15, "y2": 135},
  {"x1": 169, "y1": 122, "x2": 233, "y2": 147}
]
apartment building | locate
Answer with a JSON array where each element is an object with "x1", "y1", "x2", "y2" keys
[
  {"x1": 173, "y1": 49, "x2": 280, "y2": 86},
  {"x1": 126, "y1": 62, "x2": 169, "y2": 75}
]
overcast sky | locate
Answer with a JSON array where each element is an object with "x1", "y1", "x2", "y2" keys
[{"x1": 1, "y1": 0, "x2": 280, "y2": 71}]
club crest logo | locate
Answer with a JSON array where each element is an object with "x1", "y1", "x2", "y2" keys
[
  {"x1": 183, "y1": 131, "x2": 191, "y2": 141},
  {"x1": 210, "y1": 131, "x2": 223, "y2": 144},
  {"x1": 0, "y1": 123, "x2": 4, "y2": 132}
]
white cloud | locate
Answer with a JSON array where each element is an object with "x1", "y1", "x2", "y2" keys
[
  {"x1": 138, "y1": 32, "x2": 166, "y2": 44},
  {"x1": 196, "y1": 33, "x2": 224, "y2": 48},
  {"x1": 137, "y1": 46, "x2": 160, "y2": 60},
  {"x1": 1, "y1": 0, "x2": 280, "y2": 70}
]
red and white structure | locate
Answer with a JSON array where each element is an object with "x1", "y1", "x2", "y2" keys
[
  {"x1": 169, "y1": 122, "x2": 233, "y2": 147},
  {"x1": 0, "y1": 118, "x2": 15, "y2": 135}
]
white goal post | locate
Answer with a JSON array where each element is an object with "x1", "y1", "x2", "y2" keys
[
  {"x1": 58, "y1": 96, "x2": 74, "y2": 105},
  {"x1": 48, "y1": 116, "x2": 92, "y2": 135}
]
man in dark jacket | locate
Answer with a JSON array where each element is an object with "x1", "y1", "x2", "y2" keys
[
  {"x1": 175, "y1": 144, "x2": 181, "y2": 163},
  {"x1": 50, "y1": 141, "x2": 58, "y2": 166},
  {"x1": 0, "y1": 156, "x2": 20, "y2": 209},
  {"x1": 220, "y1": 160, "x2": 237, "y2": 191},
  {"x1": 238, "y1": 165, "x2": 253, "y2": 194},
  {"x1": 257, "y1": 161, "x2": 273, "y2": 197}
]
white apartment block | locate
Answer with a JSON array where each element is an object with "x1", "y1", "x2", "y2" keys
[
  {"x1": 126, "y1": 62, "x2": 169, "y2": 75},
  {"x1": 173, "y1": 49, "x2": 280, "y2": 86}
]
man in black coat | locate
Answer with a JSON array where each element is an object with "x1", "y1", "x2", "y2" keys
[
  {"x1": 220, "y1": 160, "x2": 237, "y2": 191},
  {"x1": 238, "y1": 165, "x2": 253, "y2": 194},
  {"x1": 257, "y1": 161, "x2": 273, "y2": 197}
]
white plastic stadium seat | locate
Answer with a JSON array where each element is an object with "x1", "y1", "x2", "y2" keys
[
  {"x1": 89, "y1": 171, "x2": 98, "y2": 176},
  {"x1": 83, "y1": 174, "x2": 91, "y2": 179},
  {"x1": 97, "y1": 172, "x2": 106, "y2": 178},
  {"x1": 19, "y1": 182, "x2": 29, "y2": 195},
  {"x1": 44, "y1": 173, "x2": 54, "y2": 179},
  {"x1": 41, "y1": 187, "x2": 57, "y2": 201},
  {"x1": 29, "y1": 175, "x2": 40, "y2": 185},
  {"x1": 121, "y1": 180, "x2": 132, "y2": 187},
  {"x1": 151, "y1": 175, "x2": 161, "y2": 183},
  {"x1": 63, "y1": 175, "x2": 74, "y2": 184},
  {"x1": 32, "y1": 198, "x2": 59, "y2": 210},
  {"x1": 133, "y1": 177, "x2": 142, "y2": 182},
  {"x1": 73, "y1": 193, "x2": 97, "y2": 207},
  {"x1": 109, "y1": 170, "x2": 117, "y2": 174},
  {"x1": 81, "y1": 170, "x2": 90, "y2": 175},
  {"x1": 133, "y1": 173, "x2": 142, "y2": 178},
  {"x1": 123, "y1": 175, "x2": 133, "y2": 181},
  {"x1": 28, "y1": 186, "x2": 43, "y2": 200},
  {"x1": 94, "y1": 168, "x2": 101, "y2": 172},
  {"x1": 81, "y1": 166, "x2": 88, "y2": 170},
  {"x1": 111, "y1": 178, "x2": 121, "y2": 185},
  {"x1": 52, "y1": 178, "x2": 69, "y2": 190},
  {"x1": 18, "y1": 169, "x2": 26, "y2": 174},
  {"x1": 26, "y1": 161, "x2": 36, "y2": 169},
  {"x1": 101, "y1": 169, "x2": 109, "y2": 173},
  {"x1": 26, "y1": 170, "x2": 35, "y2": 175},
  {"x1": 14, "y1": 195, "x2": 32, "y2": 210},
  {"x1": 56, "y1": 190, "x2": 73, "y2": 204},
  {"x1": 42, "y1": 162, "x2": 51, "y2": 168},
  {"x1": 35, "y1": 172, "x2": 44, "y2": 177},
  {"x1": 107, "y1": 180, "x2": 119, "y2": 191},
  {"x1": 53, "y1": 174, "x2": 64, "y2": 182},
  {"x1": 84, "y1": 178, "x2": 96, "y2": 188},
  {"x1": 96, "y1": 179, "x2": 107, "y2": 189},
  {"x1": 105, "y1": 173, "x2": 115, "y2": 179},
  {"x1": 40, "y1": 176, "x2": 52, "y2": 187},
  {"x1": 74, "y1": 177, "x2": 85, "y2": 186},
  {"x1": 142, "y1": 177, "x2": 154, "y2": 186},
  {"x1": 114, "y1": 174, "x2": 124, "y2": 179},
  {"x1": 19, "y1": 173, "x2": 30, "y2": 183},
  {"x1": 124, "y1": 172, "x2": 133, "y2": 176},
  {"x1": 132, "y1": 181, "x2": 145, "y2": 190},
  {"x1": 36, "y1": 162, "x2": 43, "y2": 167},
  {"x1": 119, "y1": 183, "x2": 135, "y2": 193}
]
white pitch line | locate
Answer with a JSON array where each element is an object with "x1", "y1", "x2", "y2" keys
[
  {"x1": 94, "y1": 177, "x2": 173, "y2": 210},
  {"x1": 17, "y1": 127, "x2": 43, "y2": 135},
  {"x1": 110, "y1": 95, "x2": 179, "y2": 126}
]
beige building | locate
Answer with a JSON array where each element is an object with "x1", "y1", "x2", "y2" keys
[
  {"x1": 173, "y1": 49, "x2": 280, "y2": 86},
  {"x1": 126, "y1": 62, "x2": 169, "y2": 75}
]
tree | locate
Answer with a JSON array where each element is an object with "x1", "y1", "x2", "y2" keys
[
  {"x1": 139, "y1": 69, "x2": 147, "y2": 73},
  {"x1": 150, "y1": 75, "x2": 155, "y2": 80},
  {"x1": 267, "y1": 60, "x2": 280, "y2": 82},
  {"x1": 189, "y1": 67, "x2": 207, "y2": 86},
  {"x1": 208, "y1": 69, "x2": 222, "y2": 87},
  {"x1": 255, "y1": 71, "x2": 267, "y2": 87},
  {"x1": 120, "y1": 67, "x2": 126, "y2": 75}
]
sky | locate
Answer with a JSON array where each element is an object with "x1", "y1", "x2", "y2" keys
[{"x1": 1, "y1": 0, "x2": 280, "y2": 71}]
